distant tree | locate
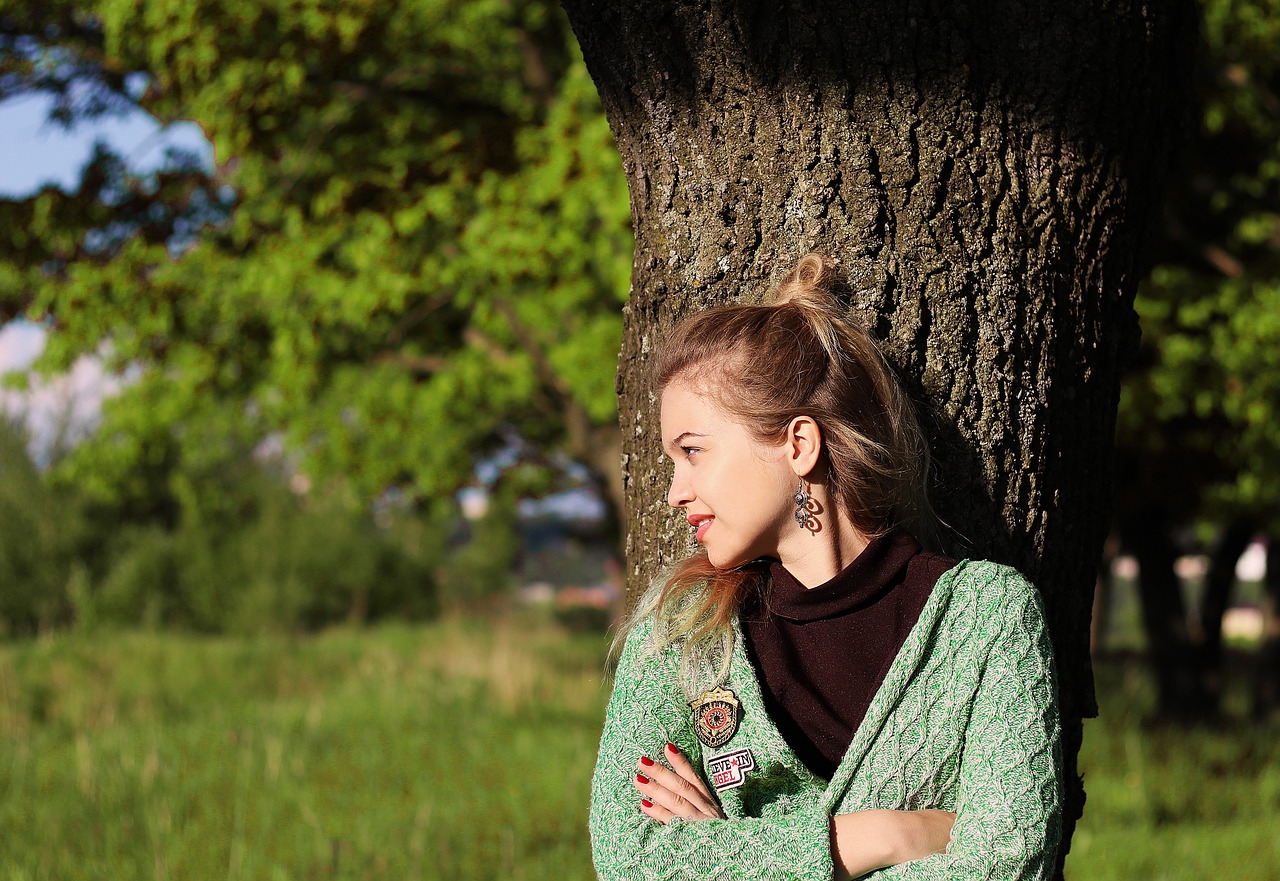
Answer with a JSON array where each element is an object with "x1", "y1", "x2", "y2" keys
[
  {"x1": 1114, "y1": 0, "x2": 1280, "y2": 720},
  {"x1": 0, "y1": 417, "x2": 88, "y2": 634},
  {"x1": 0, "y1": 1, "x2": 631, "y2": 530},
  {"x1": 562, "y1": 0, "x2": 1195, "y2": 873}
]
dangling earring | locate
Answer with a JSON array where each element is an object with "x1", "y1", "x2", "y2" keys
[{"x1": 793, "y1": 479, "x2": 811, "y2": 529}]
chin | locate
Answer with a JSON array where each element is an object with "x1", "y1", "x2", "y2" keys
[{"x1": 706, "y1": 548, "x2": 753, "y2": 571}]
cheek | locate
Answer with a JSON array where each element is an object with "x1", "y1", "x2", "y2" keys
[
  {"x1": 755, "y1": 465, "x2": 792, "y2": 502},
  {"x1": 733, "y1": 484, "x2": 776, "y2": 523}
]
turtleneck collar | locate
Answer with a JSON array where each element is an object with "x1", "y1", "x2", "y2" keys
[{"x1": 765, "y1": 529, "x2": 921, "y2": 622}]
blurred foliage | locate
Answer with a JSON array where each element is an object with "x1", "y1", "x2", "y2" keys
[
  {"x1": 0, "y1": 418, "x2": 450, "y2": 635},
  {"x1": 0, "y1": 0, "x2": 632, "y2": 533},
  {"x1": 0, "y1": 418, "x2": 88, "y2": 632},
  {"x1": 90, "y1": 482, "x2": 446, "y2": 634},
  {"x1": 1119, "y1": 0, "x2": 1280, "y2": 532},
  {"x1": 437, "y1": 493, "x2": 521, "y2": 604}
]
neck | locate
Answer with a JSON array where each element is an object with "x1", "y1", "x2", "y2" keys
[{"x1": 776, "y1": 489, "x2": 871, "y2": 588}]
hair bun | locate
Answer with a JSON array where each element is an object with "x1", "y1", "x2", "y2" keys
[{"x1": 770, "y1": 253, "x2": 838, "y2": 308}]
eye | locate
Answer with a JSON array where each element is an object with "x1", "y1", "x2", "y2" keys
[{"x1": 680, "y1": 445, "x2": 702, "y2": 460}]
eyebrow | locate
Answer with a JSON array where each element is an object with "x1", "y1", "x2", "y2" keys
[{"x1": 665, "y1": 431, "x2": 707, "y2": 454}]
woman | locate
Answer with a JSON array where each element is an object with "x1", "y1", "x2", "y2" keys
[{"x1": 589, "y1": 255, "x2": 1061, "y2": 880}]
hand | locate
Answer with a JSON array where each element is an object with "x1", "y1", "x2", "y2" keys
[
  {"x1": 831, "y1": 808, "x2": 956, "y2": 880},
  {"x1": 633, "y1": 742, "x2": 725, "y2": 824}
]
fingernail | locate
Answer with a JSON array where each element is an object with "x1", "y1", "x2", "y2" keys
[
  {"x1": 636, "y1": 773, "x2": 650, "y2": 785},
  {"x1": 641, "y1": 798, "x2": 653, "y2": 808},
  {"x1": 665, "y1": 742, "x2": 678, "y2": 753},
  {"x1": 640, "y1": 755, "x2": 655, "y2": 767}
]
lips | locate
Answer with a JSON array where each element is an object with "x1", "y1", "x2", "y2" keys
[{"x1": 688, "y1": 514, "x2": 714, "y2": 543}]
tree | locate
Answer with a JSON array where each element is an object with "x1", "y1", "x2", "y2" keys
[
  {"x1": 0, "y1": 0, "x2": 631, "y2": 532},
  {"x1": 560, "y1": 0, "x2": 1196, "y2": 873},
  {"x1": 0, "y1": 416, "x2": 90, "y2": 633},
  {"x1": 1113, "y1": 0, "x2": 1280, "y2": 721}
]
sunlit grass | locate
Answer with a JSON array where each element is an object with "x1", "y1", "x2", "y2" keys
[
  {"x1": 0, "y1": 614, "x2": 607, "y2": 881},
  {"x1": 1066, "y1": 655, "x2": 1280, "y2": 881},
  {"x1": 2, "y1": 614, "x2": 1276, "y2": 880}
]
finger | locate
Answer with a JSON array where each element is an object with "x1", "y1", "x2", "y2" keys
[
  {"x1": 663, "y1": 741, "x2": 717, "y2": 802},
  {"x1": 639, "y1": 796, "x2": 678, "y2": 825},
  {"x1": 634, "y1": 769, "x2": 720, "y2": 821},
  {"x1": 634, "y1": 771, "x2": 710, "y2": 820},
  {"x1": 638, "y1": 755, "x2": 719, "y2": 815}
]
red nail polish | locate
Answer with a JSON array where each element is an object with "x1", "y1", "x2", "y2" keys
[
  {"x1": 666, "y1": 742, "x2": 678, "y2": 753},
  {"x1": 640, "y1": 755, "x2": 655, "y2": 767},
  {"x1": 636, "y1": 773, "x2": 650, "y2": 785},
  {"x1": 641, "y1": 798, "x2": 653, "y2": 808}
]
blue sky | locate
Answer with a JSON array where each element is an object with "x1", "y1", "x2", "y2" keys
[{"x1": 0, "y1": 91, "x2": 211, "y2": 198}]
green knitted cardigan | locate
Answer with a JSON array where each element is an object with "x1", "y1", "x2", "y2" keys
[{"x1": 589, "y1": 559, "x2": 1062, "y2": 881}]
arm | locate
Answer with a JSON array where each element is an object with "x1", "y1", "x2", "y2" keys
[
  {"x1": 869, "y1": 573, "x2": 1063, "y2": 881},
  {"x1": 633, "y1": 742, "x2": 955, "y2": 879},
  {"x1": 830, "y1": 810, "x2": 956, "y2": 880},
  {"x1": 589, "y1": 619, "x2": 835, "y2": 881}
]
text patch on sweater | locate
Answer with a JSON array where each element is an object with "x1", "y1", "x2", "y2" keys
[{"x1": 708, "y1": 748, "x2": 755, "y2": 792}]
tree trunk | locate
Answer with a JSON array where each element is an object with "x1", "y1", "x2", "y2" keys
[
  {"x1": 1090, "y1": 531, "x2": 1121, "y2": 655},
  {"x1": 562, "y1": 1, "x2": 1195, "y2": 875},
  {"x1": 1127, "y1": 508, "x2": 1198, "y2": 719},
  {"x1": 1255, "y1": 537, "x2": 1280, "y2": 721},
  {"x1": 1197, "y1": 520, "x2": 1254, "y2": 716}
]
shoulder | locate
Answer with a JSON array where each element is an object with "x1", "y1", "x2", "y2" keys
[
  {"x1": 607, "y1": 612, "x2": 685, "y2": 711},
  {"x1": 938, "y1": 558, "x2": 1039, "y2": 601},
  {"x1": 615, "y1": 574, "x2": 675, "y2": 654},
  {"x1": 933, "y1": 558, "x2": 1049, "y2": 643},
  {"x1": 614, "y1": 604, "x2": 662, "y2": 670},
  {"x1": 903, "y1": 544, "x2": 960, "y2": 591},
  {"x1": 613, "y1": 576, "x2": 686, "y2": 673}
]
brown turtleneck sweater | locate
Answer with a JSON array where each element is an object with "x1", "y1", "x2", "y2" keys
[{"x1": 740, "y1": 530, "x2": 957, "y2": 781}]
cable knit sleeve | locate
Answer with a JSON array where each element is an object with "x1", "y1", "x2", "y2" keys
[
  {"x1": 589, "y1": 617, "x2": 835, "y2": 881},
  {"x1": 869, "y1": 569, "x2": 1062, "y2": 881}
]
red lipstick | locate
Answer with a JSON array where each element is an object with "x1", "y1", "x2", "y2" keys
[{"x1": 688, "y1": 514, "x2": 714, "y2": 543}]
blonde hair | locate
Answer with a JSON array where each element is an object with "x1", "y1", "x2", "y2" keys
[{"x1": 625, "y1": 254, "x2": 934, "y2": 696}]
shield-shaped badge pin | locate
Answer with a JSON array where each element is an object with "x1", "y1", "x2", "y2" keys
[{"x1": 689, "y1": 686, "x2": 742, "y2": 749}]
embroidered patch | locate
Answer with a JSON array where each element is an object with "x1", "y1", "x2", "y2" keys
[
  {"x1": 689, "y1": 687, "x2": 742, "y2": 749},
  {"x1": 708, "y1": 748, "x2": 755, "y2": 792}
]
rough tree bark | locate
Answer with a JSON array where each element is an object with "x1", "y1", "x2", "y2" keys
[{"x1": 561, "y1": 1, "x2": 1195, "y2": 876}]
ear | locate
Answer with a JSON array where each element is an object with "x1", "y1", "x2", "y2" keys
[{"x1": 784, "y1": 415, "x2": 823, "y2": 478}]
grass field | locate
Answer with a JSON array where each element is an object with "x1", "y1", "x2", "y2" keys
[
  {"x1": 1068, "y1": 655, "x2": 1280, "y2": 880},
  {"x1": 2, "y1": 614, "x2": 1277, "y2": 880}
]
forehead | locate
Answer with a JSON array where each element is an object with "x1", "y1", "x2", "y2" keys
[{"x1": 660, "y1": 380, "x2": 732, "y2": 440}]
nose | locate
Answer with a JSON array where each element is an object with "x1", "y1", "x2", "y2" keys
[{"x1": 667, "y1": 466, "x2": 692, "y2": 509}]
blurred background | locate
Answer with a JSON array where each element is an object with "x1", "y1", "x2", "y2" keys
[{"x1": 0, "y1": 1, "x2": 1277, "y2": 879}]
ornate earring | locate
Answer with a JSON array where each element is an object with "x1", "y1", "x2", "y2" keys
[{"x1": 792, "y1": 479, "x2": 811, "y2": 529}]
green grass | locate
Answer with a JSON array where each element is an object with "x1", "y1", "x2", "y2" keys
[
  {"x1": 2, "y1": 616, "x2": 1277, "y2": 880},
  {"x1": 1066, "y1": 656, "x2": 1280, "y2": 881},
  {"x1": 0, "y1": 614, "x2": 607, "y2": 881}
]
